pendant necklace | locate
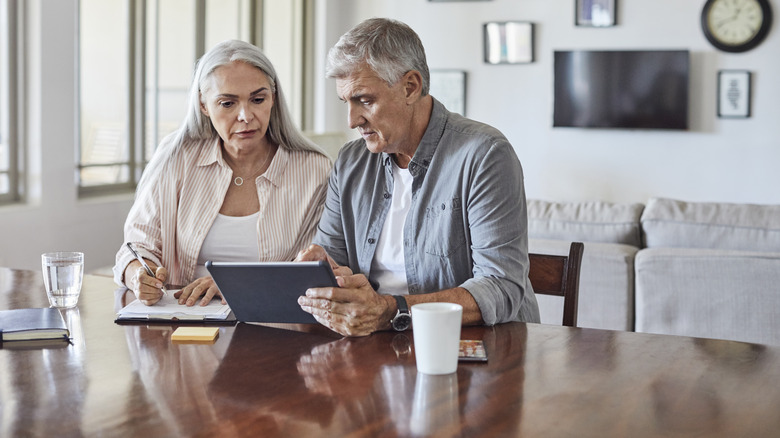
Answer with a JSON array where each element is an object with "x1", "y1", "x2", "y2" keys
[{"x1": 231, "y1": 149, "x2": 273, "y2": 187}]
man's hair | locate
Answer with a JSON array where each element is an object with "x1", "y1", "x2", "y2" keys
[
  {"x1": 326, "y1": 18, "x2": 430, "y2": 96},
  {"x1": 178, "y1": 39, "x2": 320, "y2": 153}
]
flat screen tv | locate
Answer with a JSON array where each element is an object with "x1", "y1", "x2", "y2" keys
[{"x1": 553, "y1": 50, "x2": 689, "y2": 130}]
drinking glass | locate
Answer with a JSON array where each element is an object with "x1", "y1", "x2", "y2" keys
[{"x1": 41, "y1": 252, "x2": 84, "y2": 308}]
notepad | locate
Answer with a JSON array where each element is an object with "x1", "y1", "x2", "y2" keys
[
  {"x1": 0, "y1": 308, "x2": 70, "y2": 342},
  {"x1": 115, "y1": 290, "x2": 233, "y2": 322},
  {"x1": 171, "y1": 326, "x2": 220, "y2": 343}
]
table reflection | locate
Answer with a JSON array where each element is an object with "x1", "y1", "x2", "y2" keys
[
  {"x1": 410, "y1": 373, "x2": 461, "y2": 437},
  {"x1": 121, "y1": 322, "x2": 231, "y2": 436}
]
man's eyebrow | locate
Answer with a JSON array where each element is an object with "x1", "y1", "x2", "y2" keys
[{"x1": 339, "y1": 92, "x2": 370, "y2": 103}]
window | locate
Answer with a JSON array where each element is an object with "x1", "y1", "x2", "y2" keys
[
  {"x1": 0, "y1": 0, "x2": 22, "y2": 204},
  {"x1": 78, "y1": 0, "x2": 262, "y2": 196}
]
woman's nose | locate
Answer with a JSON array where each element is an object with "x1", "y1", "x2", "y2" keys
[{"x1": 238, "y1": 107, "x2": 251, "y2": 123}]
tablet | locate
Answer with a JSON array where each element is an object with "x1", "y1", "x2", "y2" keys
[{"x1": 205, "y1": 261, "x2": 337, "y2": 324}]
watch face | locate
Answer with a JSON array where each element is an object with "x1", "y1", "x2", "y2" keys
[
  {"x1": 702, "y1": 0, "x2": 772, "y2": 52},
  {"x1": 392, "y1": 313, "x2": 412, "y2": 331}
]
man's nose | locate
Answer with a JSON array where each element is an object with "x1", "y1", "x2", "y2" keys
[{"x1": 347, "y1": 104, "x2": 363, "y2": 129}]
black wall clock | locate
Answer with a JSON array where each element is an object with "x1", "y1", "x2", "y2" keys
[{"x1": 701, "y1": 0, "x2": 773, "y2": 52}]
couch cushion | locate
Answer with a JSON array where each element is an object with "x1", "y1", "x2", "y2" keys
[
  {"x1": 527, "y1": 200, "x2": 644, "y2": 247},
  {"x1": 641, "y1": 198, "x2": 780, "y2": 252},
  {"x1": 635, "y1": 247, "x2": 780, "y2": 345}
]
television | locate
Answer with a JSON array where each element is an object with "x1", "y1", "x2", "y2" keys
[{"x1": 553, "y1": 50, "x2": 689, "y2": 130}]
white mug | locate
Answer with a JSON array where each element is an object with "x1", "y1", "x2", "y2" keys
[{"x1": 411, "y1": 302, "x2": 463, "y2": 375}]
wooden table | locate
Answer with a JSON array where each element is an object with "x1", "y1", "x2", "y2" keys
[{"x1": 2, "y1": 267, "x2": 780, "y2": 437}]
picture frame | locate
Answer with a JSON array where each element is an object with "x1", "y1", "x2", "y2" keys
[
  {"x1": 576, "y1": 0, "x2": 617, "y2": 27},
  {"x1": 483, "y1": 21, "x2": 534, "y2": 64},
  {"x1": 718, "y1": 70, "x2": 751, "y2": 118},
  {"x1": 429, "y1": 70, "x2": 467, "y2": 116}
]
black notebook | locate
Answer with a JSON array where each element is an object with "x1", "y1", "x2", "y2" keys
[{"x1": 0, "y1": 308, "x2": 70, "y2": 342}]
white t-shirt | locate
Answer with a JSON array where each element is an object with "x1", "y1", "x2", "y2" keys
[
  {"x1": 371, "y1": 161, "x2": 413, "y2": 295},
  {"x1": 194, "y1": 212, "x2": 260, "y2": 279}
]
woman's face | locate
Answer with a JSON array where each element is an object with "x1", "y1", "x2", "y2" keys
[{"x1": 200, "y1": 60, "x2": 275, "y2": 154}]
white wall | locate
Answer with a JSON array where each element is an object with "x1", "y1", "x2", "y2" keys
[
  {"x1": 2, "y1": 0, "x2": 779, "y2": 273},
  {"x1": 313, "y1": 0, "x2": 780, "y2": 205}
]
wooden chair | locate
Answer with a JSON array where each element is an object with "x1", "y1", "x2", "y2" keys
[{"x1": 528, "y1": 242, "x2": 584, "y2": 327}]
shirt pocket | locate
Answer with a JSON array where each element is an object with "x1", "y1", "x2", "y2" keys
[{"x1": 423, "y1": 197, "x2": 466, "y2": 257}]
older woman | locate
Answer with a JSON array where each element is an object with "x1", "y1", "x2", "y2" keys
[{"x1": 114, "y1": 40, "x2": 331, "y2": 306}]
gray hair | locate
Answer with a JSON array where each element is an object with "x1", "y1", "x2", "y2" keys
[
  {"x1": 178, "y1": 39, "x2": 321, "y2": 154},
  {"x1": 326, "y1": 18, "x2": 430, "y2": 96}
]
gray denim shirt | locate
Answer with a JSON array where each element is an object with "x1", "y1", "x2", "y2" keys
[{"x1": 313, "y1": 99, "x2": 539, "y2": 324}]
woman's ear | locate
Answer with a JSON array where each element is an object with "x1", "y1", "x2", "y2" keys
[{"x1": 200, "y1": 98, "x2": 209, "y2": 117}]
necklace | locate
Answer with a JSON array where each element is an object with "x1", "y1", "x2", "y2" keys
[{"x1": 229, "y1": 148, "x2": 273, "y2": 187}]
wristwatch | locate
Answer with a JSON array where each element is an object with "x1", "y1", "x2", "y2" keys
[{"x1": 390, "y1": 295, "x2": 412, "y2": 331}]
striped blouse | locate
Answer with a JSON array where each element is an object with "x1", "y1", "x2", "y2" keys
[{"x1": 112, "y1": 134, "x2": 332, "y2": 287}]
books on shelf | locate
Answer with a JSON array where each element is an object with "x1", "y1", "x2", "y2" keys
[
  {"x1": 115, "y1": 290, "x2": 233, "y2": 323},
  {"x1": 0, "y1": 307, "x2": 70, "y2": 342}
]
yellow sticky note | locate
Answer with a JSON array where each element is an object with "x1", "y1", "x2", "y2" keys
[{"x1": 171, "y1": 326, "x2": 219, "y2": 343}]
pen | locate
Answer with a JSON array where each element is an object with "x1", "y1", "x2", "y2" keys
[{"x1": 126, "y1": 242, "x2": 168, "y2": 296}]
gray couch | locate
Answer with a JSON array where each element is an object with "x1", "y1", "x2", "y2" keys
[{"x1": 527, "y1": 197, "x2": 780, "y2": 346}]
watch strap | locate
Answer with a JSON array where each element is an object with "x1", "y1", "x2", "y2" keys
[{"x1": 393, "y1": 295, "x2": 410, "y2": 315}]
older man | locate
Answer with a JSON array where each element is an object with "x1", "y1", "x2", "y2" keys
[{"x1": 297, "y1": 18, "x2": 539, "y2": 336}]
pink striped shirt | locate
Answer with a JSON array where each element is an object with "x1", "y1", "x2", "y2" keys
[{"x1": 113, "y1": 135, "x2": 332, "y2": 287}]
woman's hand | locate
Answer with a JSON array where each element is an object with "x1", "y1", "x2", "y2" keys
[
  {"x1": 174, "y1": 276, "x2": 226, "y2": 307},
  {"x1": 125, "y1": 261, "x2": 168, "y2": 306}
]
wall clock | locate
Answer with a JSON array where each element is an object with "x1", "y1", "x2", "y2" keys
[{"x1": 701, "y1": 0, "x2": 773, "y2": 52}]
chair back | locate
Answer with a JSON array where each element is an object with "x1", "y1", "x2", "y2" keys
[{"x1": 528, "y1": 242, "x2": 584, "y2": 327}]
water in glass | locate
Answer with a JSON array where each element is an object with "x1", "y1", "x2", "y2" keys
[{"x1": 42, "y1": 253, "x2": 84, "y2": 308}]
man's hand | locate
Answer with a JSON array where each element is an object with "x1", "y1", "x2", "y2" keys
[
  {"x1": 296, "y1": 244, "x2": 353, "y2": 277},
  {"x1": 298, "y1": 274, "x2": 393, "y2": 337},
  {"x1": 174, "y1": 276, "x2": 226, "y2": 306}
]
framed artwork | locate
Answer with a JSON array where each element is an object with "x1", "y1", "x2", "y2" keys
[
  {"x1": 483, "y1": 22, "x2": 534, "y2": 64},
  {"x1": 430, "y1": 70, "x2": 467, "y2": 116},
  {"x1": 576, "y1": 0, "x2": 617, "y2": 27},
  {"x1": 718, "y1": 70, "x2": 751, "y2": 118}
]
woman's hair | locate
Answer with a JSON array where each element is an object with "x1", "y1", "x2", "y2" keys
[
  {"x1": 326, "y1": 18, "x2": 430, "y2": 96},
  {"x1": 177, "y1": 39, "x2": 321, "y2": 153}
]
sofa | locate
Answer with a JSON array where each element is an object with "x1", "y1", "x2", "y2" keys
[{"x1": 527, "y1": 197, "x2": 780, "y2": 346}]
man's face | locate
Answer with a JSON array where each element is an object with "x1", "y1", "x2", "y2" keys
[{"x1": 335, "y1": 66, "x2": 413, "y2": 156}]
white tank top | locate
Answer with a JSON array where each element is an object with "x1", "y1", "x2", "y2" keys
[{"x1": 194, "y1": 212, "x2": 261, "y2": 279}]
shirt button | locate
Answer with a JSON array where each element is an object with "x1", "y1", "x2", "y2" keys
[
  {"x1": 368, "y1": 238, "x2": 376, "y2": 244},
  {"x1": 384, "y1": 193, "x2": 391, "y2": 199},
  {"x1": 441, "y1": 203, "x2": 446, "y2": 210}
]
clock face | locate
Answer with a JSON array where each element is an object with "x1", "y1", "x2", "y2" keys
[
  {"x1": 702, "y1": 0, "x2": 773, "y2": 52},
  {"x1": 707, "y1": 0, "x2": 763, "y2": 43}
]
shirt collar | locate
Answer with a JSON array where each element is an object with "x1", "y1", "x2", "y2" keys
[
  {"x1": 196, "y1": 137, "x2": 223, "y2": 167},
  {"x1": 197, "y1": 136, "x2": 288, "y2": 188},
  {"x1": 381, "y1": 97, "x2": 448, "y2": 173}
]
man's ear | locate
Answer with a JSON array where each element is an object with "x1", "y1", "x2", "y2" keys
[{"x1": 403, "y1": 70, "x2": 424, "y2": 103}]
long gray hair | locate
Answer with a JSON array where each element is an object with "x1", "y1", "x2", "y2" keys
[
  {"x1": 326, "y1": 18, "x2": 430, "y2": 96},
  {"x1": 178, "y1": 39, "x2": 321, "y2": 154}
]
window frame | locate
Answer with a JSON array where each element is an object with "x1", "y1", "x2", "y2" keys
[
  {"x1": 76, "y1": 0, "x2": 265, "y2": 198},
  {"x1": 0, "y1": 0, "x2": 23, "y2": 205}
]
